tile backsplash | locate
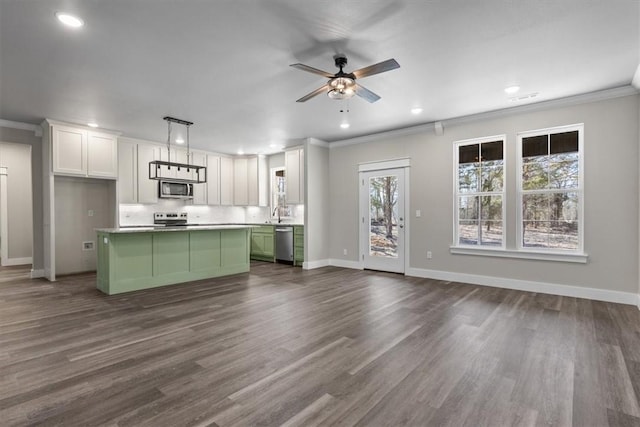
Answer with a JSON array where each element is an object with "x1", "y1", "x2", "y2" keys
[{"x1": 119, "y1": 201, "x2": 304, "y2": 226}]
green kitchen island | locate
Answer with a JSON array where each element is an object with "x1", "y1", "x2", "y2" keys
[{"x1": 96, "y1": 225, "x2": 252, "y2": 295}]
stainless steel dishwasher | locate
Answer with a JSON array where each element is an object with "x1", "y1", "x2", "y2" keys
[{"x1": 275, "y1": 226, "x2": 294, "y2": 264}]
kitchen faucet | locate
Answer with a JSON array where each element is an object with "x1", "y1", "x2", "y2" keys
[{"x1": 272, "y1": 206, "x2": 282, "y2": 223}]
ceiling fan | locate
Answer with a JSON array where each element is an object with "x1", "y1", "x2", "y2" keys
[{"x1": 290, "y1": 54, "x2": 400, "y2": 103}]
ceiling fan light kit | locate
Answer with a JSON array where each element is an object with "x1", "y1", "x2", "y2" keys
[
  {"x1": 291, "y1": 53, "x2": 400, "y2": 103},
  {"x1": 328, "y1": 76, "x2": 356, "y2": 100},
  {"x1": 148, "y1": 116, "x2": 207, "y2": 183}
]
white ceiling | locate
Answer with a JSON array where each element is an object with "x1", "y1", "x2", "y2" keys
[{"x1": 1, "y1": 1, "x2": 638, "y2": 154}]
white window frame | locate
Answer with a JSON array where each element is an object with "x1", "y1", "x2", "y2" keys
[
  {"x1": 516, "y1": 123, "x2": 584, "y2": 254},
  {"x1": 453, "y1": 135, "x2": 507, "y2": 249}
]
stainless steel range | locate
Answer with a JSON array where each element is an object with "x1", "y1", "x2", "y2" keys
[{"x1": 154, "y1": 212, "x2": 188, "y2": 227}]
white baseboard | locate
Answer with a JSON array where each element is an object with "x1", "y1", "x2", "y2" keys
[
  {"x1": 30, "y1": 269, "x2": 45, "y2": 279},
  {"x1": 2, "y1": 256, "x2": 32, "y2": 267},
  {"x1": 406, "y1": 267, "x2": 639, "y2": 306},
  {"x1": 328, "y1": 259, "x2": 364, "y2": 270},
  {"x1": 302, "y1": 259, "x2": 330, "y2": 270}
]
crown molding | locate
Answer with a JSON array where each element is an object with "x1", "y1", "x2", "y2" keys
[
  {"x1": 329, "y1": 85, "x2": 638, "y2": 149},
  {"x1": 632, "y1": 64, "x2": 640, "y2": 90},
  {"x1": 330, "y1": 122, "x2": 435, "y2": 148},
  {"x1": 306, "y1": 137, "x2": 330, "y2": 148},
  {"x1": 0, "y1": 119, "x2": 43, "y2": 137},
  {"x1": 43, "y1": 118, "x2": 122, "y2": 135}
]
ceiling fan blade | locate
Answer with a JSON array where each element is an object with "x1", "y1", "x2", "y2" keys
[
  {"x1": 355, "y1": 84, "x2": 381, "y2": 103},
  {"x1": 296, "y1": 84, "x2": 330, "y2": 102},
  {"x1": 352, "y1": 58, "x2": 400, "y2": 79},
  {"x1": 290, "y1": 63, "x2": 334, "y2": 78}
]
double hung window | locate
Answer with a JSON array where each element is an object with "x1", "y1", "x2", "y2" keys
[
  {"x1": 518, "y1": 125, "x2": 583, "y2": 252},
  {"x1": 454, "y1": 137, "x2": 505, "y2": 247}
]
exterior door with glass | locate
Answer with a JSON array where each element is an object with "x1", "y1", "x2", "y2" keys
[{"x1": 359, "y1": 168, "x2": 406, "y2": 273}]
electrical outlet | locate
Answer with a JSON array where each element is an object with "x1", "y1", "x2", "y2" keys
[
  {"x1": 427, "y1": 251, "x2": 432, "y2": 259},
  {"x1": 416, "y1": 209, "x2": 421, "y2": 217},
  {"x1": 343, "y1": 249, "x2": 348, "y2": 255},
  {"x1": 88, "y1": 210, "x2": 94, "y2": 217}
]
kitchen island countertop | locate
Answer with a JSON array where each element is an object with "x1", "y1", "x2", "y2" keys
[{"x1": 96, "y1": 224, "x2": 255, "y2": 233}]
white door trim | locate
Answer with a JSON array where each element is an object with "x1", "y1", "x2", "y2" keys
[
  {"x1": 0, "y1": 167, "x2": 7, "y2": 265},
  {"x1": 0, "y1": 166, "x2": 33, "y2": 267},
  {"x1": 359, "y1": 163, "x2": 410, "y2": 274},
  {"x1": 358, "y1": 157, "x2": 410, "y2": 172}
]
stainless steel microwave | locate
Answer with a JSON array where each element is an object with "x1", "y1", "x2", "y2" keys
[{"x1": 159, "y1": 180, "x2": 193, "y2": 199}]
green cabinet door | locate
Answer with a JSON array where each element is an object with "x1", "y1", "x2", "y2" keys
[
  {"x1": 250, "y1": 226, "x2": 275, "y2": 262},
  {"x1": 294, "y1": 226, "x2": 304, "y2": 266}
]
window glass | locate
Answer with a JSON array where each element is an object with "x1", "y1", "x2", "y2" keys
[
  {"x1": 459, "y1": 144, "x2": 479, "y2": 164},
  {"x1": 519, "y1": 126, "x2": 582, "y2": 252},
  {"x1": 522, "y1": 135, "x2": 548, "y2": 158},
  {"x1": 454, "y1": 138, "x2": 505, "y2": 247},
  {"x1": 550, "y1": 131, "x2": 578, "y2": 154}
]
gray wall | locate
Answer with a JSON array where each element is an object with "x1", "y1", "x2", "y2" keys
[
  {"x1": 329, "y1": 94, "x2": 639, "y2": 294},
  {"x1": 304, "y1": 140, "x2": 330, "y2": 263},
  {"x1": 0, "y1": 142, "x2": 33, "y2": 260},
  {"x1": 268, "y1": 152, "x2": 285, "y2": 169},
  {"x1": 0, "y1": 126, "x2": 43, "y2": 269},
  {"x1": 54, "y1": 176, "x2": 115, "y2": 274}
]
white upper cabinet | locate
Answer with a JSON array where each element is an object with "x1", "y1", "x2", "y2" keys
[
  {"x1": 233, "y1": 157, "x2": 249, "y2": 206},
  {"x1": 247, "y1": 157, "x2": 258, "y2": 206},
  {"x1": 234, "y1": 155, "x2": 268, "y2": 207},
  {"x1": 137, "y1": 143, "x2": 160, "y2": 204},
  {"x1": 206, "y1": 154, "x2": 221, "y2": 205},
  {"x1": 115, "y1": 137, "x2": 267, "y2": 208},
  {"x1": 51, "y1": 123, "x2": 118, "y2": 179},
  {"x1": 191, "y1": 152, "x2": 207, "y2": 205},
  {"x1": 220, "y1": 156, "x2": 234, "y2": 206},
  {"x1": 285, "y1": 148, "x2": 304, "y2": 204},
  {"x1": 87, "y1": 131, "x2": 118, "y2": 178},
  {"x1": 117, "y1": 139, "x2": 160, "y2": 204},
  {"x1": 248, "y1": 155, "x2": 268, "y2": 207},
  {"x1": 52, "y1": 125, "x2": 86, "y2": 176},
  {"x1": 117, "y1": 140, "x2": 137, "y2": 204}
]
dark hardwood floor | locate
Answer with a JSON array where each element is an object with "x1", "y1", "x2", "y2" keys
[{"x1": 1, "y1": 262, "x2": 639, "y2": 426}]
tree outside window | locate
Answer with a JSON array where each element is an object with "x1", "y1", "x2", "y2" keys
[
  {"x1": 519, "y1": 127, "x2": 582, "y2": 251},
  {"x1": 455, "y1": 138, "x2": 505, "y2": 247}
]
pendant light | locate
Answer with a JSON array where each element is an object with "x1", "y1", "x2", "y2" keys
[{"x1": 148, "y1": 116, "x2": 207, "y2": 183}]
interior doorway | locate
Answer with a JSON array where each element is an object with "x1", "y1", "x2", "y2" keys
[
  {"x1": 359, "y1": 162, "x2": 410, "y2": 273},
  {"x1": 0, "y1": 142, "x2": 33, "y2": 267}
]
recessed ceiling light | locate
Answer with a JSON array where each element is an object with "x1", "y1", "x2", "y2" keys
[
  {"x1": 175, "y1": 138, "x2": 184, "y2": 144},
  {"x1": 340, "y1": 123, "x2": 350, "y2": 129},
  {"x1": 87, "y1": 122, "x2": 98, "y2": 128},
  {"x1": 509, "y1": 92, "x2": 539, "y2": 102},
  {"x1": 411, "y1": 107, "x2": 423, "y2": 115},
  {"x1": 55, "y1": 12, "x2": 84, "y2": 28},
  {"x1": 504, "y1": 85, "x2": 520, "y2": 95}
]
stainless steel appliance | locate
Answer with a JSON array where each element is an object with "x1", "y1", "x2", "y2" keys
[
  {"x1": 159, "y1": 180, "x2": 193, "y2": 199},
  {"x1": 275, "y1": 226, "x2": 294, "y2": 264},
  {"x1": 154, "y1": 212, "x2": 188, "y2": 226}
]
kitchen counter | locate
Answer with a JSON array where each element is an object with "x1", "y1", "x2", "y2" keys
[
  {"x1": 97, "y1": 224, "x2": 254, "y2": 233},
  {"x1": 96, "y1": 226, "x2": 251, "y2": 295}
]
